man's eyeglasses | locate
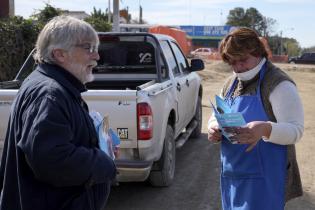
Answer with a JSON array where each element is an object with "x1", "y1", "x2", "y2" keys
[{"x1": 74, "y1": 43, "x2": 98, "y2": 53}]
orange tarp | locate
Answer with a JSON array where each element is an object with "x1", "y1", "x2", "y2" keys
[{"x1": 149, "y1": 26, "x2": 191, "y2": 56}]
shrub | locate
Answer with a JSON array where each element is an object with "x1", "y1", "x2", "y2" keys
[{"x1": 0, "y1": 16, "x2": 40, "y2": 81}]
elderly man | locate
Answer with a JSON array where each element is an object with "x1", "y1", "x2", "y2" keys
[{"x1": 0, "y1": 16, "x2": 116, "y2": 210}]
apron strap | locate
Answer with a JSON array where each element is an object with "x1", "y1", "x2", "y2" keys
[{"x1": 225, "y1": 77, "x2": 238, "y2": 100}]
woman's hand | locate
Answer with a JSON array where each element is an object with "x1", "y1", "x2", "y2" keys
[
  {"x1": 208, "y1": 125, "x2": 222, "y2": 144},
  {"x1": 224, "y1": 121, "x2": 272, "y2": 152}
]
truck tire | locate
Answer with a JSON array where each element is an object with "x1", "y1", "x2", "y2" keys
[
  {"x1": 190, "y1": 96, "x2": 202, "y2": 138},
  {"x1": 149, "y1": 125, "x2": 175, "y2": 187}
]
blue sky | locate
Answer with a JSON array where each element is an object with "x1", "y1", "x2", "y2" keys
[{"x1": 14, "y1": 0, "x2": 315, "y2": 48}]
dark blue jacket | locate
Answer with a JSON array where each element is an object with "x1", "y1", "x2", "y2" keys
[{"x1": 0, "y1": 63, "x2": 116, "y2": 210}]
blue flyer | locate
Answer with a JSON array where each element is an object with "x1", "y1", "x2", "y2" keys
[
  {"x1": 89, "y1": 111, "x2": 120, "y2": 159},
  {"x1": 210, "y1": 95, "x2": 247, "y2": 144}
]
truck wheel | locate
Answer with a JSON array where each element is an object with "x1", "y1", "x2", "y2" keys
[
  {"x1": 149, "y1": 125, "x2": 175, "y2": 187},
  {"x1": 190, "y1": 96, "x2": 202, "y2": 138}
]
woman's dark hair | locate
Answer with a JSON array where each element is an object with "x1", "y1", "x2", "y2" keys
[{"x1": 219, "y1": 27, "x2": 268, "y2": 64}]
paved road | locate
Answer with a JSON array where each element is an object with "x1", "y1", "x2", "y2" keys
[{"x1": 105, "y1": 133, "x2": 222, "y2": 210}]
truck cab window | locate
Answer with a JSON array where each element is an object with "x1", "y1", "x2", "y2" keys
[
  {"x1": 160, "y1": 41, "x2": 180, "y2": 76},
  {"x1": 96, "y1": 40, "x2": 156, "y2": 74},
  {"x1": 170, "y1": 42, "x2": 188, "y2": 73},
  {"x1": 159, "y1": 53, "x2": 169, "y2": 80},
  {"x1": 15, "y1": 51, "x2": 37, "y2": 83}
]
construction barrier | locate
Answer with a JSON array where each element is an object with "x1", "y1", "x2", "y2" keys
[
  {"x1": 202, "y1": 53, "x2": 288, "y2": 63},
  {"x1": 203, "y1": 52, "x2": 221, "y2": 60},
  {"x1": 149, "y1": 26, "x2": 192, "y2": 57},
  {"x1": 269, "y1": 55, "x2": 289, "y2": 63}
]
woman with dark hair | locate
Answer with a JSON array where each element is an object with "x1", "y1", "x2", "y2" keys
[{"x1": 208, "y1": 27, "x2": 304, "y2": 210}]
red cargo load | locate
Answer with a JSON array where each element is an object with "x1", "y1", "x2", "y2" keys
[{"x1": 149, "y1": 26, "x2": 192, "y2": 56}]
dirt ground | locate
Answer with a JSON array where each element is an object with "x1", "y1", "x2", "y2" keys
[{"x1": 199, "y1": 60, "x2": 315, "y2": 208}]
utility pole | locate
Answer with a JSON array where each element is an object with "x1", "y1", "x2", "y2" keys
[
  {"x1": 108, "y1": 0, "x2": 111, "y2": 24},
  {"x1": 9, "y1": 0, "x2": 14, "y2": 16},
  {"x1": 280, "y1": 30, "x2": 283, "y2": 55},
  {"x1": 139, "y1": 0, "x2": 142, "y2": 24},
  {"x1": 220, "y1": 10, "x2": 223, "y2": 25},
  {"x1": 139, "y1": 5, "x2": 143, "y2": 24},
  {"x1": 280, "y1": 28, "x2": 294, "y2": 55},
  {"x1": 112, "y1": 0, "x2": 120, "y2": 32}
]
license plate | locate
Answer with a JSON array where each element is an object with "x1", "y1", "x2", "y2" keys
[{"x1": 117, "y1": 128, "x2": 128, "y2": 139}]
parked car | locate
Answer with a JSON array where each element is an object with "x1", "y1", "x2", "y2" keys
[
  {"x1": 0, "y1": 32, "x2": 204, "y2": 187},
  {"x1": 288, "y1": 52, "x2": 315, "y2": 64},
  {"x1": 191, "y1": 48, "x2": 214, "y2": 59}
]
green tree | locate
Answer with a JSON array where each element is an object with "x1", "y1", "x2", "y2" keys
[
  {"x1": 226, "y1": 7, "x2": 276, "y2": 36},
  {"x1": 268, "y1": 35, "x2": 281, "y2": 55},
  {"x1": 84, "y1": 7, "x2": 111, "y2": 32},
  {"x1": 226, "y1": 7, "x2": 247, "y2": 26},
  {"x1": 244, "y1": 8, "x2": 264, "y2": 34},
  {"x1": 0, "y1": 16, "x2": 40, "y2": 81},
  {"x1": 283, "y1": 38, "x2": 300, "y2": 57},
  {"x1": 267, "y1": 36, "x2": 301, "y2": 56},
  {"x1": 90, "y1": 7, "x2": 109, "y2": 21},
  {"x1": 263, "y1": 17, "x2": 277, "y2": 37},
  {"x1": 31, "y1": 3, "x2": 62, "y2": 26}
]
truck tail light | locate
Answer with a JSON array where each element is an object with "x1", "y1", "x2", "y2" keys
[{"x1": 137, "y1": 103, "x2": 153, "y2": 140}]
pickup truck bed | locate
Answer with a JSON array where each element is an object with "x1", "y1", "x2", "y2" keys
[{"x1": 87, "y1": 80, "x2": 154, "y2": 90}]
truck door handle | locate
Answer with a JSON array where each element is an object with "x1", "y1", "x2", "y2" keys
[
  {"x1": 186, "y1": 79, "x2": 189, "y2": 87},
  {"x1": 176, "y1": 83, "x2": 181, "y2": 91}
]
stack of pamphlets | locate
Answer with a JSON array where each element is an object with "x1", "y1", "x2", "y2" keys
[
  {"x1": 89, "y1": 111, "x2": 120, "y2": 159},
  {"x1": 210, "y1": 95, "x2": 246, "y2": 144}
]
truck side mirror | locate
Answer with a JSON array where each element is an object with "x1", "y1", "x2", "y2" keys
[{"x1": 190, "y1": 59, "x2": 204, "y2": 71}]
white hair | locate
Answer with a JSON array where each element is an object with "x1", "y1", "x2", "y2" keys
[{"x1": 33, "y1": 15, "x2": 99, "y2": 64}]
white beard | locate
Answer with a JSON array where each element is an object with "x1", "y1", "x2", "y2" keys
[
  {"x1": 67, "y1": 62, "x2": 95, "y2": 84},
  {"x1": 85, "y1": 72, "x2": 94, "y2": 83}
]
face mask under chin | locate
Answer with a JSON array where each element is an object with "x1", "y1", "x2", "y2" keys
[{"x1": 234, "y1": 57, "x2": 266, "y2": 81}]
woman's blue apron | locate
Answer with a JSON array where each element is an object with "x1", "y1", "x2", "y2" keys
[{"x1": 221, "y1": 64, "x2": 287, "y2": 210}]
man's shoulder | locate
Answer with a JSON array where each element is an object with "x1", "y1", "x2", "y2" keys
[{"x1": 21, "y1": 68, "x2": 71, "y2": 102}]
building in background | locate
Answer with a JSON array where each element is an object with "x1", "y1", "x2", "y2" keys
[
  {"x1": 62, "y1": 11, "x2": 90, "y2": 20},
  {"x1": 119, "y1": 24, "x2": 235, "y2": 54},
  {"x1": 119, "y1": 9, "x2": 130, "y2": 23},
  {"x1": 179, "y1": 25, "x2": 236, "y2": 50},
  {"x1": 0, "y1": 0, "x2": 14, "y2": 18}
]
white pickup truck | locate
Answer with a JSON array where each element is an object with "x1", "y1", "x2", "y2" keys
[{"x1": 0, "y1": 32, "x2": 204, "y2": 187}]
